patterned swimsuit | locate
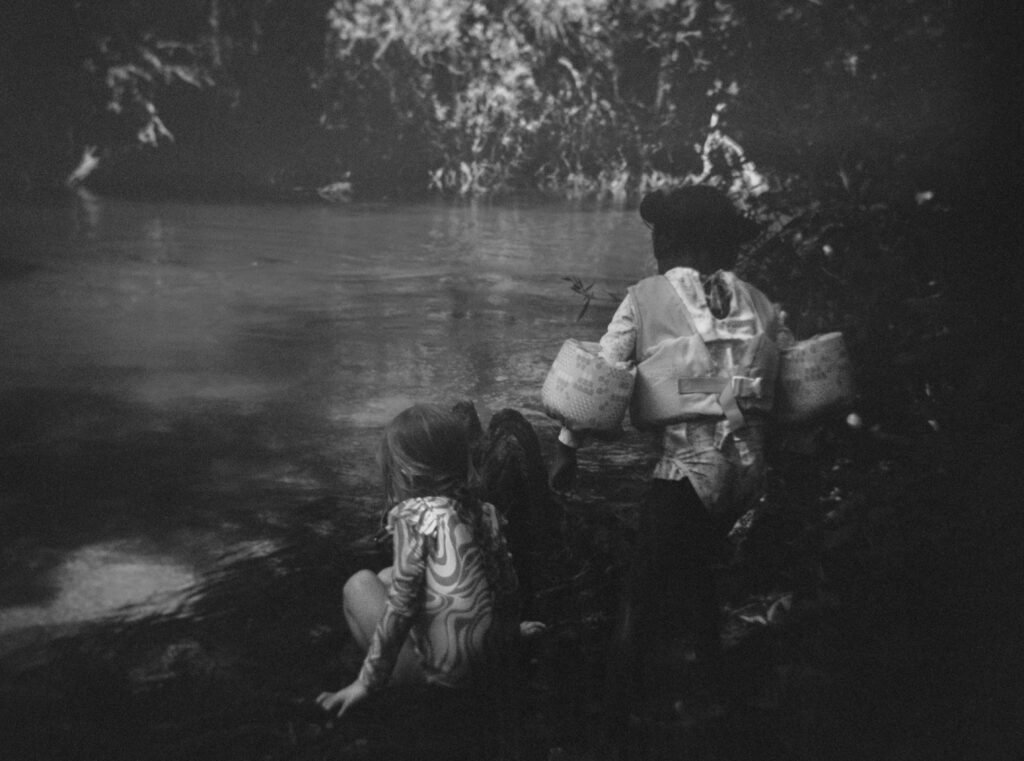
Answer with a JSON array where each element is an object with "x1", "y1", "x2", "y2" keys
[{"x1": 357, "y1": 496, "x2": 518, "y2": 690}]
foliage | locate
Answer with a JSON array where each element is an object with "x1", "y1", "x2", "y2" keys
[
  {"x1": 316, "y1": 0, "x2": 990, "y2": 205},
  {"x1": 3, "y1": 0, "x2": 1003, "y2": 207},
  {"x1": 1, "y1": 0, "x2": 335, "y2": 195},
  {"x1": 563, "y1": 275, "x2": 622, "y2": 321},
  {"x1": 1, "y1": 0, "x2": 218, "y2": 191},
  {"x1": 319, "y1": 0, "x2": 639, "y2": 196}
]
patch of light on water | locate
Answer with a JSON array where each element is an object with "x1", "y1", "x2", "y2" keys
[{"x1": 0, "y1": 541, "x2": 197, "y2": 635}]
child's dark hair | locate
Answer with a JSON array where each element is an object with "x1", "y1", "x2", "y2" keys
[
  {"x1": 378, "y1": 404, "x2": 501, "y2": 585},
  {"x1": 639, "y1": 185, "x2": 759, "y2": 270}
]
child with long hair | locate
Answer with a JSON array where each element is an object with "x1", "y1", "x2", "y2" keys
[{"x1": 317, "y1": 403, "x2": 523, "y2": 718}]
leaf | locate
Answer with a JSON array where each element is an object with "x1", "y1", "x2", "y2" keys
[{"x1": 575, "y1": 297, "x2": 591, "y2": 322}]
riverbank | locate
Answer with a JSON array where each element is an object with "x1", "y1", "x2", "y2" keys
[{"x1": 1, "y1": 411, "x2": 1012, "y2": 761}]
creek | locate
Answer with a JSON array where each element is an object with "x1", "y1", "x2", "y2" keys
[{"x1": 0, "y1": 192, "x2": 648, "y2": 643}]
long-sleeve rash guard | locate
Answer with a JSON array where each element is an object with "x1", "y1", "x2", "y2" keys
[{"x1": 357, "y1": 496, "x2": 517, "y2": 690}]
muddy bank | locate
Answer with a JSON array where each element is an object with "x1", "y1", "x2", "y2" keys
[{"x1": 0, "y1": 417, "x2": 1014, "y2": 761}]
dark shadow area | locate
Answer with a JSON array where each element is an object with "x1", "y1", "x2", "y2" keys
[
  {"x1": 0, "y1": 257, "x2": 44, "y2": 282},
  {"x1": 2, "y1": 400, "x2": 1014, "y2": 760}
]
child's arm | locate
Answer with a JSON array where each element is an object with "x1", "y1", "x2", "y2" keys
[
  {"x1": 318, "y1": 513, "x2": 427, "y2": 718},
  {"x1": 357, "y1": 515, "x2": 427, "y2": 688},
  {"x1": 550, "y1": 291, "x2": 637, "y2": 491}
]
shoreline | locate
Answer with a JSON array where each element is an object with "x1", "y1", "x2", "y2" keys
[{"x1": 1, "y1": 416, "x2": 996, "y2": 760}]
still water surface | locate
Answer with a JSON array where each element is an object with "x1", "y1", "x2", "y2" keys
[{"x1": 0, "y1": 194, "x2": 649, "y2": 641}]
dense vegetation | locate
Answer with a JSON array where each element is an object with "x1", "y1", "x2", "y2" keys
[{"x1": 1, "y1": 1, "x2": 1013, "y2": 202}]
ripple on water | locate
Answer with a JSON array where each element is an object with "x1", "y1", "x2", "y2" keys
[{"x1": 331, "y1": 393, "x2": 421, "y2": 428}]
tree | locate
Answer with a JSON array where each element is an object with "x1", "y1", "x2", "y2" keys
[{"x1": 0, "y1": 0, "x2": 220, "y2": 192}]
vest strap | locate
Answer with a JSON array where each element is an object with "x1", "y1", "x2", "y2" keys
[
  {"x1": 676, "y1": 376, "x2": 763, "y2": 398},
  {"x1": 733, "y1": 377, "x2": 763, "y2": 398},
  {"x1": 717, "y1": 378, "x2": 746, "y2": 430},
  {"x1": 676, "y1": 376, "x2": 756, "y2": 430},
  {"x1": 676, "y1": 378, "x2": 727, "y2": 394}
]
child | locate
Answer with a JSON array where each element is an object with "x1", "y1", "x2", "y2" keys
[
  {"x1": 549, "y1": 186, "x2": 779, "y2": 719},
  {"x1": 317, "y1": 403, "x2": 523, "y2": 718}
]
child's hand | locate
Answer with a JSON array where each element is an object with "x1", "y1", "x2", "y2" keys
[
  {"x1": 316, "y1": 680, "x2": 370, "y2": 719},
  {"x1": 548, "y1": 442, "x2": 578, "y2": 492}
]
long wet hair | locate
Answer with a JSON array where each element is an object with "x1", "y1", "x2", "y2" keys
[{"x1": 378, "y1": 404, "x2": 500, "y2": 585}]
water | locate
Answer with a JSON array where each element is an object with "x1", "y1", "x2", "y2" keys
[{"x1": 0, "y1": 192, "x2": 648, "y2": 642}]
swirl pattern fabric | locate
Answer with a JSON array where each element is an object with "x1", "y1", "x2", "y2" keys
[{"x1": 358, "y1": 496, "x2": 517, "y2": 690}]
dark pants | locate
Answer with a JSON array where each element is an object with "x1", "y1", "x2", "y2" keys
[{"x1": 612, "y1": 478, "x2": 730, "y2": 711}]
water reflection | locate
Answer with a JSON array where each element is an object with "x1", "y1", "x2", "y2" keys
[{"x1": 0, "y1": 195, "x2": 646, "y2": 637}]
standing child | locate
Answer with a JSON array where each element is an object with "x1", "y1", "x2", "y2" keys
[
  {"x1": 317, "y1": 403, "x2": 521, "y2": 718},
  {"x1": 549, "y1": 185, "x2": 781, "y2": 719}
]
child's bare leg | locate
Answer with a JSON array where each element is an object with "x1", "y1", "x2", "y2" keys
[
  {"x1": 343, "y1": 569, "x2": 387, "y2": 650},
  {"x1": 341, "y1": 569, "x2": 425, "y2": 686}
]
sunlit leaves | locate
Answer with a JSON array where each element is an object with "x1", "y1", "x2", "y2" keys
[
  {"x1": 98, "y1": 36, "x2": 213, "y2": 146},
  {"x1": 327, "y1": 0, "x2": 470, "y2": 63}
]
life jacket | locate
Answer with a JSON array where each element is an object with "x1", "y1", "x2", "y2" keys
[{"x1": 628, "y1": 272, "x2": 780, "y2": 430}]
